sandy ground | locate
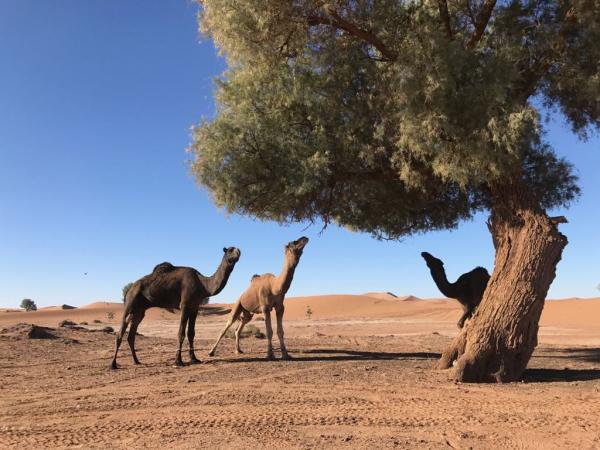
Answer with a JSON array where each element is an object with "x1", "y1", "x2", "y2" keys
[{"x1": 1, "y1": 294, "x2": 600, "y2": 449}]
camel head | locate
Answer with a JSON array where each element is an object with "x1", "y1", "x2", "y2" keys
[
  {"x1": 421, "y1": 251, "x2": 443, "y2": 270},
  {"x1": 285, "y1": 236, "x2": 309, "y2": 262},
  {"x1": 222, "y1": 247, "x2": 241, "y2": 265}
]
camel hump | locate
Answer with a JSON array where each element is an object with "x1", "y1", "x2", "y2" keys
[
  {"x1": 251, "y1": 274, "x2": 261, "y2": 281},
  {"x1": 474, "y1": 266, "x2": 490, "y2": 276},
  {"x1": 153, "y1": 262, "x2": 175, "y2": 273}
]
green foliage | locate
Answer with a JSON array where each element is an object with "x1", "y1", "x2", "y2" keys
[
  {"x1": 122, "y1": 282, "x2": 134, "y2": 302},
  {"x1": 191, "y1": 1, "x2": 594, "y2": 238},
  {"x1": 20, "y1": 299, "x2": 36, "y2": 311}
]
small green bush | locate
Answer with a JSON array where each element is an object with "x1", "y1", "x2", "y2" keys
[
  {"x1": 305, "y1": 305, "x2": 313, "y2": 320},
  {"x1": 122, "y1": 282, "x2": 133, "y2": 301},
  {"x1": 20, "y1": 299, "x2": 37, "y2": 311}
]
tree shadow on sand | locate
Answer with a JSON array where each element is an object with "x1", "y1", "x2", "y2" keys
[
  {"x1": 523, "y1": 367, "x2": 600, "y2": 382},
  {"x1": 523, "y1": 347, "x2": 600, "y2": 381},
  {"x1": 534, "y1": 347, "x2": 600, "y2": 364},
  {"x1": 217, "y1": 348, "x2": 441, "y2": 363}
]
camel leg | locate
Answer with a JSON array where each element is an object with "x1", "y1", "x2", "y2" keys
[
  {"x1": 187, "y1": 306, "x2": 201, "y2": 364},
  {"x1": 127, "y1": 309, "x2": 146, "y2": 365},
  {"x1": 457, "y1": 306, "x2": 471, "y2": 329},
  {"x1": 263, "y1": 307, "x2": 275, "y2": 361},
  {"x1": 275, "y1": 304, "x2": 290, "y2": 360},
  {"x1": 208, "y1": 302, "x2": 242, "y2": 357},
  {"x1": 234, "y1": 312, "x2": 252, "y2": 354},
  {"x1": 110, "y1": 305, "x2": 134, "y2": 369},
  {"x1": 175, "y1": 308, "x2": 190, "y2": 367}
]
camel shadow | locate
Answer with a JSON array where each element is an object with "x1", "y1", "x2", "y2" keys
[
  {"x1": 215, "y1": 348, "x2": 441, "y2": 363},
  {"x1": 523, "y1": 368, "x2": 600, "y2": 382}
]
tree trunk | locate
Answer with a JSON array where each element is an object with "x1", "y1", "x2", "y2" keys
[{"x1": 438, "y1": 181, "x2": 568, "y2": 382}]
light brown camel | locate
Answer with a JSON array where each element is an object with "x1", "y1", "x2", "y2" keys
[
  {"x1": 208, "y1": 237, "x2": 309, "y2": 360},
  {"x1": 110, "y1": 247, "x2": 241, "y2": 369},
  {"x1": 421, "y1": 251, "x2": 490, "y2": 328}
]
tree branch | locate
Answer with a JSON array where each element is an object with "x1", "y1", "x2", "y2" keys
[
  {"x1": 307, "y1": 6, "x2": 397, "y2": 61},
  {"x1": 516, "y1": 7, "x2": 577, "y2": 102},
  {"x1": 467, "y1": 0, "x2": 497, "y2": 48},
  {"x1": 438, "y1": 0, "x2": 453, "y2": 40},
  {"x1": 465, "y1": 0, "x2": 477, "y2": 27}
]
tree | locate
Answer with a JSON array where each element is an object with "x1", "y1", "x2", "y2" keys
[
  {"x1": 20, "y1": 299, "x2": 37, "y2": 312},
  {"x1": 122, "y1": 282, "x2": 133, "y2": 302},
  {"x1": 191, "y1": 1, "x2": 598, "y2": 382}
]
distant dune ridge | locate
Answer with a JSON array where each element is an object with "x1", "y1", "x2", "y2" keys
[
  {"x1": 1, "y1": 293, "x2": 600, "y2": 335},
  {"x1": 39, "y1": 304, "x2": 76, "y2": 311}
]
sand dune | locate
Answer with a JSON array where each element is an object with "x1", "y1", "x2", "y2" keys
[
  {"x1": 39, "y1": 304, "x2": 76, "y2": 311},
  {"x1": 3, "y1": 294, "x2": 599, "y2": 334}
]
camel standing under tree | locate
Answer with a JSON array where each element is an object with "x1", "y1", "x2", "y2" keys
[
  {"x1": 209, "y1": 237, "x2": 309, "y2": 360},
  {"x1": 110, "y1": 247, "x2": 241, "y2": 369},
  {"x1": 421, "y1": 252, "x2": 490, "y2": 328}
]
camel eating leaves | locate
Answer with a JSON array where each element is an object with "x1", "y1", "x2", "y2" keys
[
  {"x1": 110, "y1": 247, "x2": 241, "y2": 369},
  {"x1": 209, "y1": 237, "x2": 309, "y2": 360},
  {"x1": 421, "y1": 251, "x2": 490, "y2": 328}
]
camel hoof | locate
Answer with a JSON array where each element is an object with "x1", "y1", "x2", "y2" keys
[
  {"x1": 110, "y1": 361, "x2": 118, "y2": 370},
  {"x1": 235, "y1": 349, "x2": 244, "y2": 355},
  {"x1": 175, "y1": 359, "x2": 185, "y2": 367},
  {"x1": 207, "y1": 351, "x2": 215, "y2": 357},
  {"x1": 281, "y1": 353, "x2": 292, "y2": 361},
  {"x1": 266, "y1": 353, "x2": 275, "y2": 361},
  {"x1": 189, "y1": 358, "x2": 201, "y2": 364}
]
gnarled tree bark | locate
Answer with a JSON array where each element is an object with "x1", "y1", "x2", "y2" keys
[{"x1": 438, "y1": 180, "x2": 568, "y2": 382}]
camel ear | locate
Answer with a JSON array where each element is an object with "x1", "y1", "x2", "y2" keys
[{"x1": 223, "y1": 247, "x2": 227, "y2": 253}]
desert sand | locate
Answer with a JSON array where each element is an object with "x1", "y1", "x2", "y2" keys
[{"x1": 1, "y1": 294, "x2": 599, "y2": 449}]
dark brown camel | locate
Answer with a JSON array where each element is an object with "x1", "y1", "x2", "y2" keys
[
  {"x1": 110, "y1": 247, "x2": 241, "y2": 369},
  {"x1": 421, "y1": 251, "x2": 490, "y2": 328}
]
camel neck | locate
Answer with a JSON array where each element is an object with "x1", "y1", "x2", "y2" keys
[
  {"x1": 202, "y1": 257, "x2": 234, "y2": 297},
  {"x1": 273, "y1": 253, "x2": 298, "y2": 296},
  {"x1": 429, "y1": 267, "x2": 457, "y2": 298}
]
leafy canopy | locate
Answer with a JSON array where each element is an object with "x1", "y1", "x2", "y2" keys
[
  {"x1": 191, "y1": 1, "x2": 597, "y2": 239},
  {"x1": 122, "y1": 282, "x2": 134, "y2": 302},
  {"x1": 20, "y1": 299, "x2": 37, "y2": 311}
]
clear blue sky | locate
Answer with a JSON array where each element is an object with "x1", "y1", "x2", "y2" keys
[{"x1": 1, "y1": 1, "x2": 598, "y2": 307}]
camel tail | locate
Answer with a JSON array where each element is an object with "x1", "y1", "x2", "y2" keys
[{"x1": 200, "y1": 306, "x2": 232, "y2": 316}]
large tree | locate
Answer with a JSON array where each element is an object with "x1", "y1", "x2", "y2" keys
[{"x1": 190, "y1": 1, "x2": 598, "y2": 381}]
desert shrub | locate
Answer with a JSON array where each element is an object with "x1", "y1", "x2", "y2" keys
[
  {"x1": 305, "y1": 305, "x2": 313, "y2": 320},
  {"x1": 106, "y1": 311, "x2": 115, "y2": 320},
  {"x1": 225, "y1": 324, "x2": 265, "y2": 339},
  {"x1": 59, "y1": 319, "x2": 76, "y2": 328},
  {"x1": 102, "y1": 326, "x2": 114, "y2": 333},
  {"x1": 122, "y1": 282, "x2": 133, "y2": 301},
  {"x1": 93, "y1": 319, "x2": 102, "y2": 323},
  {"x1": 20, "y1": 299, "x2": 37, "y2": 311},
  {"x1": 80, "y1": 321, "x2": 88, "y2": 325}
]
